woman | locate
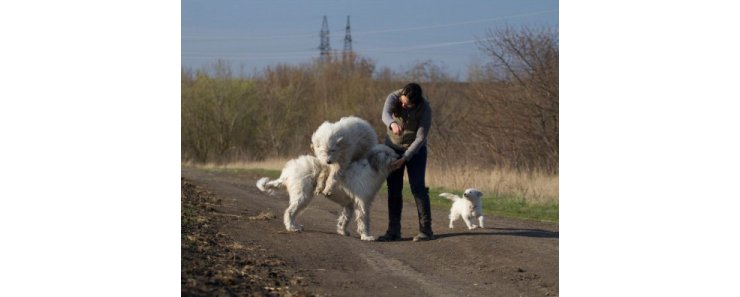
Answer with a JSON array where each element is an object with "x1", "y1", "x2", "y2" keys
[{"x1": 378, "y1": 82, "x2": 434, "y2": 242}]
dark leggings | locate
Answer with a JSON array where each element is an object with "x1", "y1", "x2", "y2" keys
[{"x1": 386, "y1": 145, "x2": 432, "y2": 235}]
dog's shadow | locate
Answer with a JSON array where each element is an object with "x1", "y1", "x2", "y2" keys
[{"x1": 435, "y1": 227, "x2": 558, "y2": 239}]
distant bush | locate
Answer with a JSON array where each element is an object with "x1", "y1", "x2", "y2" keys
[
  {"x1": 181, "y1": 62, "x2": 263, "y2": 162},
  {"x1": 181, "y1": 27, "x2": 558, "y2": 172}
]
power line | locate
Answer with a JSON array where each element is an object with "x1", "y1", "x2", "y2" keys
[
  {"x1": 363, "y1": 40, "x2": 478, "y2": 53},
  {"x1": 351, "y1": 10, "x2": 557, "y2": 36},
  {"x1": 182, "y1": 10, "x2": 556, "y2": 41},
  {"x1": 183, "y1": 38, "x2": 477, "y2": 56},
  {"x1": 182, "y1": 9, "x2": 557, "y2": 61},
  {"x1": 182, "y1": 54, "x2": 316, "y2": 61},
  {"x1": 182, "y1": 38, "x2": 480, "y2": 61}
]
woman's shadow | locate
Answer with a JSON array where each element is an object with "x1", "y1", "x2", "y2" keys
[{"x1": 435, "y1": 227, "x2": 559, "y2": 239}]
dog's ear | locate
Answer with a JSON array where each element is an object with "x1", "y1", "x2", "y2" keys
[{"x1": 367, "y1": 151, "x2": 380, "y2": 171}]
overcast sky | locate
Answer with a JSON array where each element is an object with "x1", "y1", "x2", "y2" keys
[{"x1": 182, "y1": 0, "x2": 559, "y2": 78}]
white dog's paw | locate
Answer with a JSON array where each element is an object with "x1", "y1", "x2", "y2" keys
[
  {"x1": 288, "y1": 225, "x2": 304, "y2": 232},
  {"x1": 360, "y1": 235, "x2": 376, "y2": 241},
  {"x1": 449, "y1": 224, "x2": 455, "y2": 229},
  {"x1": 468, "y1": 225, "x2": 479, "y2": 230},
  {"x1": 322, "y1": 190, "x2": 333, "y2": 196},
  {"x1": 337, "y1": 229, "x2": 350, "y2": 236}
]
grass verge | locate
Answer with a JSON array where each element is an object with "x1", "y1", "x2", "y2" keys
[
  {"x1": 410, "y1": 185, "x2": 557, "y2": 223},
  {"x1": 189, "y1": 166, "x2": 558, "y2": 223}
]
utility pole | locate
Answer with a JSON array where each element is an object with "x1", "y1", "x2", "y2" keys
[
  {"x1": 343, "y1": 15, "x2": 354, "y2": 64},
  {"x1": 319, "y1": 15, "x2": 331, "y2": 62},
  {"x1": 343, "y1": 15, "x2": 352, "y2": 53}
]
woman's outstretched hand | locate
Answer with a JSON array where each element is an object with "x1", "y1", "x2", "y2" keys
[{"x1": 389, "y1": 158, "x2": 405, "y2": 171}]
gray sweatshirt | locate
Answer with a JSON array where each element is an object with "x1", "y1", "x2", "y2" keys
[{"x1": 381, "y1": 89, "x2": 432, "y2": 161}]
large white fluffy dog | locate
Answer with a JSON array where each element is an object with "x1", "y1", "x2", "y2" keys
[
  {"x1": 256, "y1": 144, "x2": 398, "y2": 241},
  {"x1": 439, "y1": 188, "x2": 485, "y2": 230},
  {"x1": 310, "y1": 116, "x2": 377, "y2": 196}
]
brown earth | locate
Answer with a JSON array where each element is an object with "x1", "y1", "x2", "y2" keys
[{"x1": 182, "y1": 167, "x2": 559, "y2": 297}]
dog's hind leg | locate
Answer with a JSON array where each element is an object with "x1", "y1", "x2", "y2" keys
[
  {"x1": 283, "y1": 204, "x2": 301, "y2": 232},
  {"x1": 449, "y1": 212, "x2": 458, "y2": 229},
  {"x1": 336, "y1": 204, "x2": 353, "y2": 236},
  {"x1": 284, "y1": 193, "x2": 314, "y2": 232},
  {"x1": 283, "y1": 202, "x2": 304, "y2": 232}
]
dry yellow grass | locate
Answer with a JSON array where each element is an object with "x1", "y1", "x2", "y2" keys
[
  {"x1": 426, "y1": 164, "x2": 558, "y2": 204},
  {"x1": 184, "y1": 158, "x2": 558, "y2": 204},
  {"x1": 183, "y1": 158, "x2": 290, "y2": 171}
]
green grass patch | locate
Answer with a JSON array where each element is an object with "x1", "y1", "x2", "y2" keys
[
  {"x1": 386, "y1": 184, "x2": 558, "y2": 223},
  {"x1": 489, "y1": 195, "x2": 558, "y2": 222}
]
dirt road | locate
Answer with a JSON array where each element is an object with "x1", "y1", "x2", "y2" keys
[{"x1": 182, "y1": 167, "x2": 559, "y2": 297}]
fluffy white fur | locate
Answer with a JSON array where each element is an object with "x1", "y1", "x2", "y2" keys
[
  {"x1": 310, "y1": 116, "x2": 378, "y2": 196},
  {"x1": 256, "y1": 144, "x2": 398, "y2": 241},
  {"x1": 439, "y1": 188, "x2": 485, "y2": 230}
]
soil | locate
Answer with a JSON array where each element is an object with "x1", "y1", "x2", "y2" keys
[{"x1": 182, "y1": 167, "x2": 559, "y2": 297}]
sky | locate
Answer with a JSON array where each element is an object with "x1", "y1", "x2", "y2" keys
[{"x1": 182, "y1": 0, "x2": 558, "y2": 79}]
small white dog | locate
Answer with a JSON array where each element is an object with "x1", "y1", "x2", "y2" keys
[
  {"x1": 256, "y1": 144, "x2": 398, "y2": 241},
  {"x1": 439, "y1": 188, "x2": 485, "y2": 230},
  {"x1": 310, "y1": 116, "x2": 378, "y2": 196}
]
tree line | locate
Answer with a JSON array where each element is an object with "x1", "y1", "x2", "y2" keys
[{"x1": 181, "y1": 27, "x2": 558, "y2": 172}]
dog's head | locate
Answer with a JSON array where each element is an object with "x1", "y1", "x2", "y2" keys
[
  {"x1": 463, "y1": 188, "x2": 483, "y2": 202},
  {"x1": 311, "y1": 121, "x2": 339, "y2": 164},
  {"x1": 367, "y1": 144, "x2": 399, "y2": 172},
  {"x1": 325, "y1": 134, "x2": 352, "y2": 165}
]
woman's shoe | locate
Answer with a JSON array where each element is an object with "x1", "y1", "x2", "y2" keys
[{"x1": 377, "y1": 233, "x2": 402, "y2": 241}]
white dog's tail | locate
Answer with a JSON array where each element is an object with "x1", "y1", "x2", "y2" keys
[
  {"x1": 256, "y1": 177, "x2": 286, "y2": 195},
  {"x1": 439, "y1": 193, "x2": 462, "y2": 202}
]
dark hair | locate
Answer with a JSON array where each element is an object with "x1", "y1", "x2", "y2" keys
[{"x1": 401, "y1": 83, "x2": 422, "y2": 105}]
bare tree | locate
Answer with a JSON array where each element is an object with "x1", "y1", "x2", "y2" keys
[{"x1": 469, "y1": 26, "x2": 559, "y2": 172}]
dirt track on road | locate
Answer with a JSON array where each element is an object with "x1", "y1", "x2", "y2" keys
[{"x1": 182, "y1": 167, "x2": 558, "y2": 297}]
